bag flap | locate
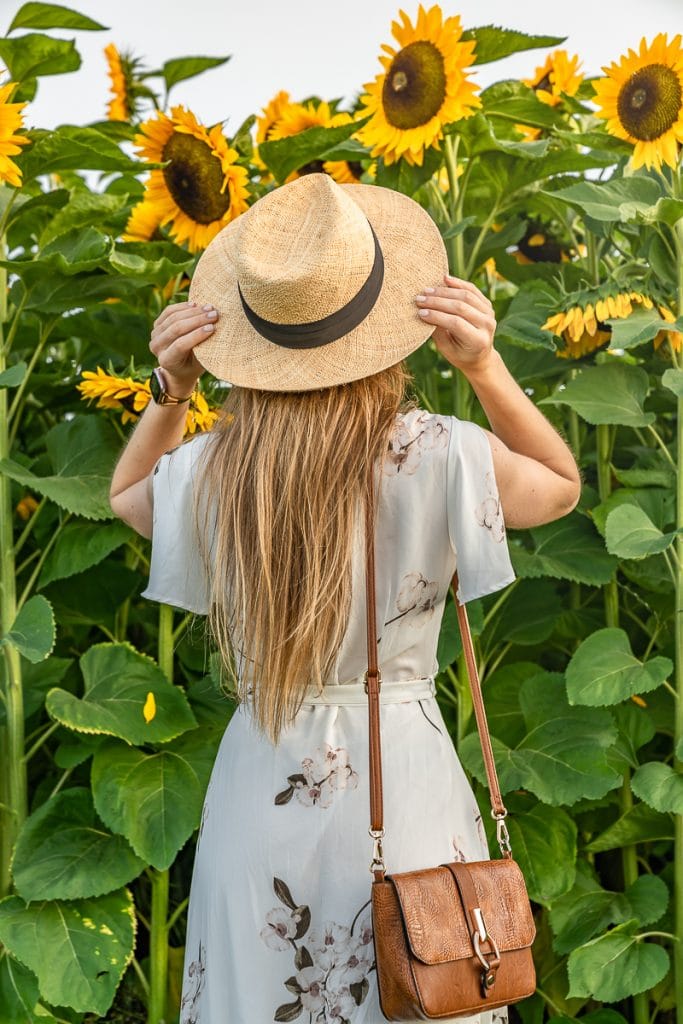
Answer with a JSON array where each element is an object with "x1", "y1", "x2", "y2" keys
[{"x1": 390, "y1": 859, "x2": 536, "y2": 966}]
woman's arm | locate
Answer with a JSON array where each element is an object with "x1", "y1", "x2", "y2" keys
[
  {"x1": 416, "y1": 274, "x2": 581, "y2": 529},
  {"x1": 109, "y1": 301, "x2": 217, "y2": 537}
]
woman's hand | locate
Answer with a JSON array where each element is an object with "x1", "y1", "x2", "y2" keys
[
  {"x1": 149, "y1": 300, "x2": 218, "y2": 395},
  {"x1": 415, "y1": 273, "x2": 496, "y2": 374}
]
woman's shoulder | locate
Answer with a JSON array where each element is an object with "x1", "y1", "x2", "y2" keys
[
  {"x1": 383, "y1": 406, "x2": 452, "y2": 477},
  {"x1": 154, "y1": 430, "x2": 214, "y2": 477}
]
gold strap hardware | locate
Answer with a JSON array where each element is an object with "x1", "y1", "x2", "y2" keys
[
  {"x1": 369, "y1": 827, "x2": 386, "y2": 874},
  {"x1": 492, "y1": 810, "x2": 512, "y2": 857},
  {"x1": 364, "y1": 667, "x2": 382, "y2": 694}
]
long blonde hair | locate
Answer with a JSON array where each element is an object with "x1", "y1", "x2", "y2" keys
[{"x1": 193, "y1": 361, "x2": 416, "y2": 743}]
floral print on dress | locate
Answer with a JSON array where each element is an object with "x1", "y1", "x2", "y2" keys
[
  {"x1": 180, "y1": 940, "x2": 206, "y2": 1024},
  {"x1": 384, "y1": 411, "x2": 449, "y2": 476},
  {"x1": 275, "y1": 744, "x2": 359, "y2": 808},
  {"x1": 260, "y1": 877, "x2": 374, "y2": 1023},
  {"x1": 384, "y1": 570, "x2": 439, "y2": 631},
  {"x1": 475, "y1": 471, "x2": 506, "y2": 543}
]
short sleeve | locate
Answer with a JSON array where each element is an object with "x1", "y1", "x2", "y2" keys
[
  {"x1": 445, "y1": 416, "x2": 515, "y2": 604},
  {"x1": 140, "y1": 433, "x2": 214, "y2": 615}
]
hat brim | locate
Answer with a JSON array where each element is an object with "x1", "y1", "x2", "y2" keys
[{"x1": 188, "y1": 181, "x2": 449, "y2": 392}]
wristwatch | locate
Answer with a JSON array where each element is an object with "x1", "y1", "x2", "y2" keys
[{"x1": 149, "y1": 367, "x2": 194, "y2": 406}]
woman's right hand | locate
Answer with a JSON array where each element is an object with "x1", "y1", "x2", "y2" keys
[
  {"x1": 149, "y1": 300, "x2": 219, "y2": 396},
  {"x1": 415, "y1": 273, "x2": 497, "y2": 374}
]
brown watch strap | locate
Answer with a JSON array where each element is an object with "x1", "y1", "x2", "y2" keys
[{"x1": 364, "y1": 462, "x2": 508, "y2": 861}]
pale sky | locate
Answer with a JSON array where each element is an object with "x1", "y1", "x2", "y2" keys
[{"x1": 7, "y1": 0, "x2": 683, "y2": 134}]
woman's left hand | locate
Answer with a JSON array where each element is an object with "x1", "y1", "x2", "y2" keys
[
  {"x1": 415, "y1": 273, "x2": 497, "y2": 374},
  {"x1": 149, "y1": 300, "x2": 219, "y2": 395}
]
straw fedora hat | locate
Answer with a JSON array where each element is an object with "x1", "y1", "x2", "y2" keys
[{"x1": 189, "y1": 172, "x2": 448, "y2": 392}]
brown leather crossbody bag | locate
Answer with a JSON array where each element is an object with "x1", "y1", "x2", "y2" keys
[{"x1": 363, "y1": 476, "x2": 536, "y2": 1020}]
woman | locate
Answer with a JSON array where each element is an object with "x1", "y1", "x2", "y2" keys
[{"x1": 110, "y1": 173, "x2": 581, "y2": 1024}]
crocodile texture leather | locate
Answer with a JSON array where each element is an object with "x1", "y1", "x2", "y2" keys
[{"x1": 364, "y1": 472, "x2": 537, "y2": 1020}]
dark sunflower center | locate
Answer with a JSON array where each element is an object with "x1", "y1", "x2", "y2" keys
[
  {"x1": 617, "y1": 63, "x2": 682, "y2": 140},
  {"x1": 162, "y1": 131, "x2": 232, "y2": 224},
  {"x1": 382, "y1": 40, "x2": 447, "y2": 130}
]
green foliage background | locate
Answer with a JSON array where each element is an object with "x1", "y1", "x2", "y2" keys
[{"x1": 0, "y1": 3, "x2": 682, "y2": 1023}]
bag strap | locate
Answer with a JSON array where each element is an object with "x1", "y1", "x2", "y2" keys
[{"x1": 363, "y1": 466, "x2": 512, "y2": 882}]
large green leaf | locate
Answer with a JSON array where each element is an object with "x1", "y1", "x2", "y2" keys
[
  {"x1": 631, "y1": 762, "x2": 683, "y2": 814},
  {"x1": 663, "y1": 367, "x2": 683, "y2": 397},
  {"x1": 607, "y1": 307, "x2": 673, "y2": 350},
  {"x1": 0, "y1": 361, "x2": 27, "y2": 387},
  {"x1": 259, "y1": 118, "x2": 369, "y2": 183},
  {"x1": 479, "y1": 80, "x2": 564, "y2": 129},
  {"x1": 109, "y1": 241, "x2": 195, "y2": 286},
  {"x1": 46, "y1": 642, "x2": 197, "y2": 744},
  {"x1": 586, "y1": 803, "x2": 673, "y2": 852},
  {"x1": 541, "y1": 363, "x2": 654, "y2": 427},
  {"x1": 42, "y1": 561, "x2": 139, "y2": 630},
  {"x1": 544, "y1": 175, "x2": 663, "y2": 222},
  {"x1": 462, "y1": 26, "x2": 565, "y2": 65},
  {"x1": 0, "y1": 33, "x2": 80, "y2": 81},
  {"x1": 19, "y1": 226, "x2": 113, "y2": 276},
  {"x1": 605, "y1": 504, "x2": 678, "y2": 559},
  {"x1": 511, "y1": 514, "x2": 618, "y2": 586},
  {"x1": 8, "y1": 2, "x2": 107, "y2": 31},
  {"x1": 0, "y1": 457, "x2": 113, "y2": 519},
  {"x1": 2, "y1": 595, "x2": 55, "y2": 663},
  {"x1": 495, "y1": 280, "x2": 559, "y2": 351},
  {"x1": 91, "y1": 741, "x2": 202, "y2": 869},
  {"x1": 567, "y1": 920, "x2": 669, "y2": 1001},
  {"x1": 39, "y1": 190, "x2": 128, "y2": 246},
  {"x1": 0, "y1": 656, "x2": 72, "y2": 725},
  {"x1": 0, "y1": 950, "x2": 39, "y2": 1024},
  {"x1": 460, "y1": 672, "x2": 619, "y2": 806},
  {"x1": 490, "y1": 579, "x2": 562, "y2": 645},
  {"x1": 38, "y1": 520, "x2": 133, "y2": 588},
  {"x1": 549, "y1": 867, "x2": 669, "y2": 954},
  {"x1": 566, "y1": 628, "x2": 672, "y2": 706},
  {"x1": 161, "y1": 55, "x2": 230, "y2": 91},
  {"x1": 12, "y1": 788, "x2": 144, "y2": 901},
  {"x1": 17, "y1": 125, "x2": 150, "y2": 180},
  {"x1": 506, "y1": 803, "x2": 576, "y2": 905},
  {"x1": 0, "y1": 890, "x2": 135, "y2": 1014}
]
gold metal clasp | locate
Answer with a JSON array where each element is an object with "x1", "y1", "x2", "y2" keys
[
  {"x1": 491, "y1": 809, "x2": 512, "y2": 857},
  {"x1": 472, "y1": 910, "x2": 501, "y2": 997},
  {"x1": 369, "y1": 827, "x2": 386, "y2": 874},
  {"x1": 364, "y1": 668, "x2": 382, "y2": 694}
]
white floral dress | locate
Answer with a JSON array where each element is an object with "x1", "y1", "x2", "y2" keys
[{"x1": 142, "y1": 408, "x2": 516, "y2": 1024}]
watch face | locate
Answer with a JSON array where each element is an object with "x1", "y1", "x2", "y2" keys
[{"x1": 150, "y1": 367, "x2": 165, "y2": 403}]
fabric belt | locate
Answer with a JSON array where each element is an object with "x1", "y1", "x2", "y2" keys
[{"x1": 300, "y1": 676, "x2": 436, "y2": 707}]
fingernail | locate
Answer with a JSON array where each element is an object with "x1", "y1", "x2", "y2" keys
[
  {"x1": 203, "y1": 323, "x2": 215, "y2": 332},
  {"x1": 206, "y1": 310, "x2": 218, "y2": 319},
  {"x1": 418, "y1": 309, "x2": 430, "y2": 318},
  {"x1": 202, "y1": 303, "x2": 214, "y2": 311},
  {"x1": 415, "y1": 294, "x2": 426, "y2": 302},
  {"x1": 423, "y1": 287, "x2": 435, "y2": 294}
]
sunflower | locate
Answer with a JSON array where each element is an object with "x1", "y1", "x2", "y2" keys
[
  {"x1": 0, "y1": 81, "x2": 29, "y2": 188},
  {"x1": 123, "y1": 198, "x2": 162, "y2": 242},
  {"x1": 592, "y1": 33, "x2": 683, "y2": 171},
  {"x1": 267, "y1": 100, "x2": 365, "y2": 182},
  {"x1": 357, "y1": 4, "x2": 481, "y2": 166},
  {"x1": 127, "y1": 106, "x2": 250, "y2": 252},
  {"x1": 256, "y1": 89, "x2": 294, "y2": 144},
  {"x1": 104, "y1": 43, "x2": 129, "y2": 121},
  {"x1": 516, "y1": 49, "x2": 584, "y2": 140},
  {"x1": 15, "y1": 494, "x2": 39, "y2": 521},
  {"x1": 78, "y1": 367, "x2": 219, "y2": 433},
  {"x1": 654, "y1": 305, "x2": 682, "y2": 352},
  {"x1": 542, "y1": 291, "x2": 680, "y2": 358}
]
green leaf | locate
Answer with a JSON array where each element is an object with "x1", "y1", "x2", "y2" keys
[
  {"x1": 437, "y1": 598, "x2": 483, "y2": 669},
  {"x1": 567, "y1": 920, "x2": 669, "y2": 1001},
  {"x1": 12, "y1": 788, "x2": 145, "y2": 901},
  {"x1": 605, "y1": 504, "x2": 678, "y2": 559},
  {"x1": 161, "y1": 55, "x2": 230, "y2": 91},
  {"x1": 479, "y1": 80, "x2": 564, "y2": 129},
  {"x1": 46, "y1": 642, "x2": 197, "y2": 744},
  {"x1": 541, "y1": 363, "x2": 654, "y2": 427},
  {"x1": 0, "y1": 951, "x2": 39, "y2": 1024},
  {"x1": 0, "y1": 34, "x2": 80, "y2": 81},
  {"x1": 109, "y1": 241, "x2": 195, "y2": 286},
  {"x1": 0, "y1": 361, "x2": 27, "y2": 388},
  {"x1": 550, "y1": 868, "x2": 668, "y2": 955},
  {"x1": 18, "y1": 125, "x2": 149, "y2": 180},
  {"x1": 566, "y1": 628, "x2": 672, "y2": 706},
  {"x1": 375, "y1": 145, "x2": 443, "y2": 197},
  {"x1": 506, "y1": 803, "x2": 577, "y2": 905},
  {"x1": 662, "y1": 367, "x2": 683, "y2": 397},
  {"x1": 91, "y1": 741, "x2": 202, "y2": 869},
  {"x1": 492, "y1": 580, "x2": 562, "y2": 645},
  {"x1": 39, "y1": 190, "x2": 128, "y2": 247},
  {"x1": 259, "y1": 117, "x2": 369, "y2": 183},
  {"x1": 631, "y1": 762, "x2": 683, "y2": 814},
  {"x1": 544, "y1": 175, "x2": 663, "y2": 222},
  {"x1": 43, "y1": 561, "x2": 139, "y2": 631},
  {"x1": 548, "y1": 1014, "x2": 628, "y2": 1024},
  {"x1": 462, "y1": 26, "x2": 565, "y2": 65},
  {"x1": 38, "y1": 520, "x2": 133, "y2": 589},
  {"x1": 495, "y1": 280, "x2": 559, "y2": 351},
  {"x1": 0, "y1": 890, "x2": 135, "y2": 1014},
  {"x1": 511, "y1": 514, "x2": 618, "y2": 586},
  {"x1": 586, "y1": 803, "x2": 673, "y2": 852},
  {"x1": 8, "y1": 2, "x2": 107, "y2": 31},
  {"x1": 607, "y1": 307, "x2": 672, "y2": 350},
  {"x1": 460, "y1": 672, "x2": 619, "y2": 806},
  {"x1": 635, "y1": 195, "x2": 683, "y2": 227},
  {"x1": 36, "y1": 226, "x2": 112, "y2": 276},
  {"x1": 2, "y1": 595, "x2": 55, "y2": 663}
]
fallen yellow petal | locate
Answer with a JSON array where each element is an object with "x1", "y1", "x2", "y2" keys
[{"x1": 143, "y1": 691, "x2": 156, "y2": 723}]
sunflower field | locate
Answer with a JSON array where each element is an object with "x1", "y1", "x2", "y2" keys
[{"x1": 0, "y1": 1, "x2": 682, "y2": 1022}]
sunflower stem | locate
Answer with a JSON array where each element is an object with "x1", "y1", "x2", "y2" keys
[
  {"x1": 0, "y1": 227, "x2": 26, "y2": 898},
  {"x1": 443, "y1": 135, "x2": 472, "y2": 421}
]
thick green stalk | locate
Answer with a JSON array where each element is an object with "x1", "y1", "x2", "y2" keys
[
  {"x1": 147, "y1": 603, "x2": 174, "y2": 1024},
  {"x1": 672, "y1": 203, "x2": 683, "y2": 1024},
  {"x1": 443, "y1": 134, "x2": 472, "y2": 423},
  {"x1": 0, "y1": 250, "x2": 26, "y2": 897}
]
